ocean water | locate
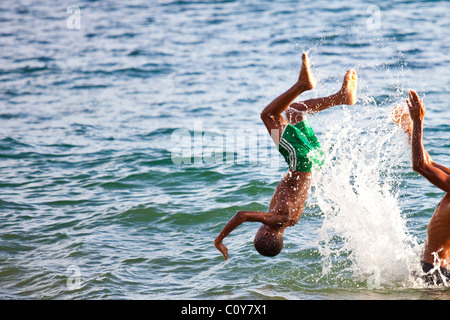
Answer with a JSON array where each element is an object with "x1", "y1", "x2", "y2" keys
[{"x1": 1, "y1": 0, "x2": 450, "y2": 300}]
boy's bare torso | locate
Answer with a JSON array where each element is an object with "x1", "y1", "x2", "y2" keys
[
  {"x1": 268, "y1": 171, "x2": 312, "y2": 228},
  {"x1": 424, "y1": 192, "x2": 450, "y2": 267}
]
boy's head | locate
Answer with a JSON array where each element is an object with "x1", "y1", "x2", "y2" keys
[{"x1": 253, "y1": 225, "x2": 284, "y2": 257}]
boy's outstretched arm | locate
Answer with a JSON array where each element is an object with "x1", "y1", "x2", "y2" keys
[
  {"x1": 408, "y1": 90, "x2": 450, "y2": 193},
  {"x1": 214, "y1": 211, "x2": 285, "y2": 260}
]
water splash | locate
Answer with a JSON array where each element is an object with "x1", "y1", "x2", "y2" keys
[{"x1": 308, "y1": 100, "x2": 424, "y2": 288}]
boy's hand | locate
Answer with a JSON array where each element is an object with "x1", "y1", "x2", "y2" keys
[
  {"x1": 406, "y1": 90, "x2": 425, "y2": 122},
  {"x1": 214, "y1": 238, "x2": 228, "y2": 260}
]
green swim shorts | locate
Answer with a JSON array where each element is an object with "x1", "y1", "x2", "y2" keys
[{"x1": 278, "y1": 120, "x2": 325, "y2": 172}]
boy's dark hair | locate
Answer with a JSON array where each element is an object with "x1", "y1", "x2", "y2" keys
[{"x1": 253, "y1": 226, "x2": 283, "y2": 257}]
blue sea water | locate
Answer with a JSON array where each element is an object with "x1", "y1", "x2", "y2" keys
[{"x1": 0, "y1": 0, "x2": 450, "y2": 300}]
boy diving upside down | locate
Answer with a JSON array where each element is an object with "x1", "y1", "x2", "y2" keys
[{"x1": 214, "y1": 52, "x2": 358, "y2": 259}]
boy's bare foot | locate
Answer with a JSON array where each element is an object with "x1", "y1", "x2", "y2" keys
[
  {"x1": 297, "y1": 52, "x2": 316, "y2": 91},
  {"x1": 392, "y1": 104, "x2": 412, "y2": 135},
  {"x1": 338, "y1": 69, "x2": 358, "y2": 105}
]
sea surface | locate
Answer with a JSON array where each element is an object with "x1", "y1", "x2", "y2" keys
[{"x1": 1, "y1": 0, "x2": 450, "y2": 300}]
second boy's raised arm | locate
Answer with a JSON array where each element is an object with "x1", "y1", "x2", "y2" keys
[{"x1": 408, "y1": 90, "x2": 450, "y2": 193}]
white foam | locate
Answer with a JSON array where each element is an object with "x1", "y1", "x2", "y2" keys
[{"x1": 309, "y1": 103, "x2": 424, "y2": 288}]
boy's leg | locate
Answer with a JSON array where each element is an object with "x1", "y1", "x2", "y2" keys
[
  {"x1": 286, "y1": 69, "x2": 358, "y2": 124},
  {"x1": 260, "y1": 52, "x2": 315, "y2": 146}
]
